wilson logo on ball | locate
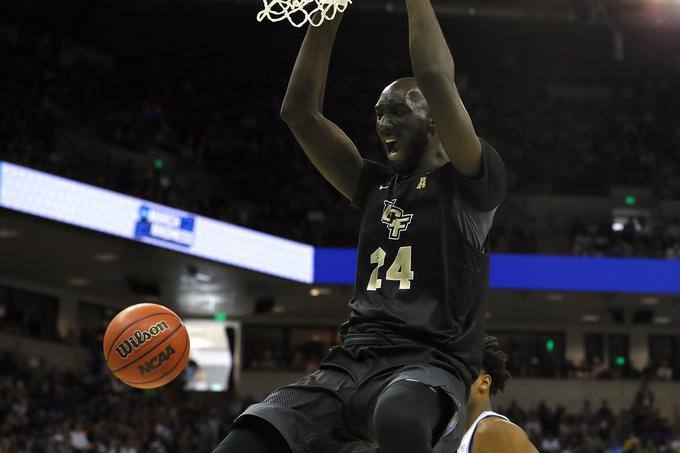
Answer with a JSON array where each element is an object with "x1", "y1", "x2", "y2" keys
[
  {"x1": 138, "y1": 344, "x2": 176, "y2": 375},
  {"x1": 115, "y1": 320, "x2": 171, "y2": 359}
]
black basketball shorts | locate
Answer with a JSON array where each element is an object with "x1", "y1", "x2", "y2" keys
[{"x1": 233, "y1": 344, "x2": 468, "y2": 453}]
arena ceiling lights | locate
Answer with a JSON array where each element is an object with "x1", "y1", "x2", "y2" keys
[{"x1": 2, "y1": 160, "x2": 680, "y2": 294}]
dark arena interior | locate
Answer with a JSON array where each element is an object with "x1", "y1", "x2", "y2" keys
[{"x1": 2, "y1": 0, "x2": 680, "y2": 451}]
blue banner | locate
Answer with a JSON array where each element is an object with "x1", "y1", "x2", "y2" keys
[
  {"x1": 314, "y1": 247, "x2": 358, "y2": 284},
  {"x1": 314, "y1": 249, "x2": 680, "y2": 294}
]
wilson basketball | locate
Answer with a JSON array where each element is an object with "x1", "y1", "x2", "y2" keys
[{"x1": 103, "y1": 303, "x2": 190, "y2": 389}]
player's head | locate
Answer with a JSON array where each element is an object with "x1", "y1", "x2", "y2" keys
[
  {"x1": 469, "y1": 336, "x2": 511, "y2": 407},
  {"x1": 375, "y1": 78, "x2": 434, "y2": 174}
]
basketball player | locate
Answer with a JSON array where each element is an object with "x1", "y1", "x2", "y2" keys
[
  {"x1": 458, "y1": 336, "x2": 537, "y2": 453},
  {"x1": 213, "y1": 0, "x2": 507, "y2": 451}
]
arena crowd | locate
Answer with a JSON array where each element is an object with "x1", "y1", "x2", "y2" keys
[
  {"x1": 2, "y1": 19, "x2": 680, "y2": 253},
  {"x1": 2, "y1": 350, "x2": 680, "y2": 452}
]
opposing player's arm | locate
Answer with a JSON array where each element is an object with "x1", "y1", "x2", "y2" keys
[
  {"x1": 280, "y1": 13, "x2": 363, "y2": 201},
  {"x1": 472, "y1": 418, "x2": 538, "y2": 453},
  {"x1": 404, "y1": 0, "x2": 482, "y2": 178}
]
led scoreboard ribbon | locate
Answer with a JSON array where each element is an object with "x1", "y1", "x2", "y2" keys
[
  {"x1": 1, "y1": 160, "x2": 680, "y2": 293},
  {"x1": 135, "y1": 205, "x2": 195, "y2": 248},
  {"x1": 0, "y1": 161, "x2": 314, "y2": 283}
]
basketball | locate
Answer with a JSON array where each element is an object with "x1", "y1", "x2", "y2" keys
[{"x1": 103, "y1": 303, "x2": 190, "y2": 389}]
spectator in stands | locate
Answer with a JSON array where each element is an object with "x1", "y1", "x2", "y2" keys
[
  {"x1": 590, "y1": 355, "x2": 610, "y2": 379},
  {"x1": 656, "y1": 360, "x2": 673, "y2": 381},
  {"x1": 253, "y1": 349, "x2": 278, "y2": 370},
  {"x1": 633, "y1": 379, "x2": 655, "y2": 418},
  {"x1": 539, "y1": 433, "x2": 561, "y2": 452},
  {"x1": 580, "y1": 399, "x2": 593, "y2": 423}
]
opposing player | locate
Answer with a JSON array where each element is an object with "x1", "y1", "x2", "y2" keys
[
  {"x1": 458, "y1": 336, "x2": 537, "y2": 453},
  {"x1": 214, "y1": 0, "x2": 507, "y2": 452}
]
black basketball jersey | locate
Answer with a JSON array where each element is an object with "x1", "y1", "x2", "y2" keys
[{"x1": 342, "y1": 140, "x2": 508, "y2": 389}]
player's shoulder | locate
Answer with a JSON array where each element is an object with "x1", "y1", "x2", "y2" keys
[
  {"x1": 475, "y1": 416, "x2": 521, "y2": 436},
  {"x1": 473, "y1": 417, "x2": 537, "y2": 452}
]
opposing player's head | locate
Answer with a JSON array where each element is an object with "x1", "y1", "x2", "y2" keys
[
  {"x1": 469, "y1": 336, "x2": 511, "y2": 408},
  {"x1": 375, "y1": 78, "x2": 435, "y2": 174}
]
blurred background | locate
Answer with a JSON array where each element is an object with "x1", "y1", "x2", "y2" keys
[{"x1": 2, "y1": 0, "x2": 680, "y2": 451}]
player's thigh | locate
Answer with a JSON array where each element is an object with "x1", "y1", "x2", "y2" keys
[{"x1": 234, "y1": 367, "x2": 355, "y2": 451}]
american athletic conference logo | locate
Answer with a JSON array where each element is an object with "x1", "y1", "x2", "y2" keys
[
  {"x1": 115, "y1": 320, "x2": 171, "y2": 359},
  {"x1": 381, "y1": 199, "x2": 413, "y2": 240}
]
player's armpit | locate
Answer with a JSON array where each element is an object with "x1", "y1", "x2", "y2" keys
[
  {"x1": 414, "y1": 70, "x2": 482, "y2": 178},
  {"x1": 284, "y1": 111, "x2": 364, "y2": 201},
  {"x1": 471, "y1": 418, "x2": 539, "y2": 453}
]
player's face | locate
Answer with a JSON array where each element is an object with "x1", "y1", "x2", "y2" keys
[{"x1": 375, "y1": 84, "x2": 431, "y2": 174}]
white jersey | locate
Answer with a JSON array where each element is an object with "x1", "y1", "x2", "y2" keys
[{"x1": 456, "y1": 410, "x2": 514, "y2": 453}]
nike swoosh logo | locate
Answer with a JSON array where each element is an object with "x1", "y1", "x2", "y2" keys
[{"x1": 379, "y1": 184, "x2": 390, "y2": 190}]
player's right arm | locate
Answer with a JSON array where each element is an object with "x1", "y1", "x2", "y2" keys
[
  {"x1": 471, "y1": 418, "x2": 538, "y2": 453},
  {"x1": 280, "y1": 13, "x2": 363, "y2": 201}
]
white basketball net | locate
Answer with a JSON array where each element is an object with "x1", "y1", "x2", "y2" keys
[{"x1": 257, "y1": 0, "x2": 352, "y2": 27}]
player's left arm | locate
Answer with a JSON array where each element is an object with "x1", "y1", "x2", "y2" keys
[
  {"x1": 472, "y1": 419, "x2": 539, "y2": 453},
  {"x1": 404, "y1": 0, "x2": 481, "y2": 178}
]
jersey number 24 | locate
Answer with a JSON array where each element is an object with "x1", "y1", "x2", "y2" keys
[{"x1": 367, "y1": 246, "x2": 414, "y2": 290}]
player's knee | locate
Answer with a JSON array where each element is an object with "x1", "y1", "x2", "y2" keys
[
  {"x1": 212, "y1": 417, "x2": 290, "y2": 453},
  {"x1": 373, "y1": 380, "x2": 436, "y2": 442}
]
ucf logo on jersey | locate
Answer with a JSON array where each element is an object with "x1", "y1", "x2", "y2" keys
[{"x1": 381, "y1": 199, "x2": 413, "y2": 240}]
